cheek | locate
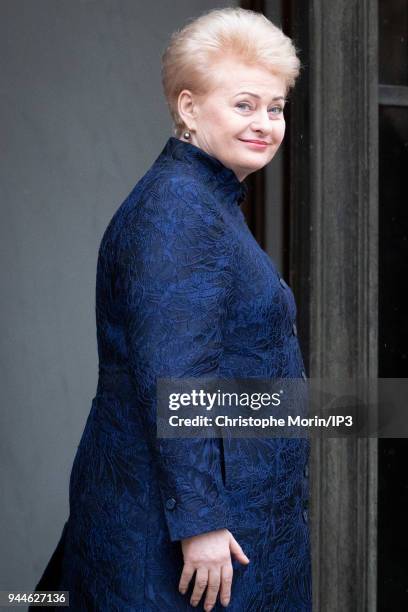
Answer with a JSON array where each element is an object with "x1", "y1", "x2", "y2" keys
[
  {"x1": 272, "y1": 120, "x2": 286, "y2": 145},
  {"x1": 199, "y1": 106, "x2": 219, "y2": 129}
]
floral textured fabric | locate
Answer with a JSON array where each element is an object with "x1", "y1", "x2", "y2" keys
[{"x1": 32, "y1": 137, "x2": 312, "y2": 611}]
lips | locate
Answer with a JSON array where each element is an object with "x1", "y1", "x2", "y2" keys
[{"x1": 239, "y1": 139, "x2": 270, "y2": 145}]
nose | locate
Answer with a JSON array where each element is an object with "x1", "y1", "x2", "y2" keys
[{"x1": 251, "y1": 109, "x2": 274, "y2": 136}]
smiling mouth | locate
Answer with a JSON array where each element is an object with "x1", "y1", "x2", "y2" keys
[{"x1": 239, "y1": 139, "x2": 270, "y2": 145}]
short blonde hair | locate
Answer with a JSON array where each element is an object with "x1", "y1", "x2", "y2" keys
[{"x1": 161, "y1": 7, "x2": 301, "y2": 137}]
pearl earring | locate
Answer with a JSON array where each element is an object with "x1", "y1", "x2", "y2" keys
[{"x1": 183, "y1": 130, "x2": 191, "y2": 140}]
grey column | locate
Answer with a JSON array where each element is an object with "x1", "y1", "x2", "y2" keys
[{"x1": 287, "y1": 1, "x2": 379, "y2": 610}]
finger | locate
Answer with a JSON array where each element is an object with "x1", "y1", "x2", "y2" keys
[
  {"x1": 220, "y1": 562, "x2": 233, "y2": 608},
  {"x1": 178, "y1": 563, "x2": 194, "y2": 595},
  {"x1": 190, "y1": 566, "x2": 209, "y2": 608},
  {"x1": 203, "y1": 568, "x2": 221, "y2": 611},
  {"x1": 229, "y1": 536, "x2": 250, "y2": 565}
]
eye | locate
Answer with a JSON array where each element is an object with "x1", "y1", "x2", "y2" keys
[
  {"x1": 236, "y1": 102, "x2": 285, "y2": 115},
  {"x1": 269, "y1": 106, "x2": 284, "y2": 115},
  {"x1": 236, "y1": 102, "x2": 252, "y2": 111}
]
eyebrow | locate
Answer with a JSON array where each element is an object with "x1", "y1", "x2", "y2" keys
[{"x1": 233, "y1": 91, "x2": 286, "y2": 102}]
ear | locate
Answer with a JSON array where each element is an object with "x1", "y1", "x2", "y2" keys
[{"x1": 177, "y1": 89, "x2": 199, "y2": 132}]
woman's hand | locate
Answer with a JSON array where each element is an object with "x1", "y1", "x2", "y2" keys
[{"x1": 179, "y1": 528, "x2": 250, "y2": 610}]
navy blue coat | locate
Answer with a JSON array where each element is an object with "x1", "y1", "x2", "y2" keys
[{"x1": 33, "y1": 137, "x2": 312, "y2": 611}]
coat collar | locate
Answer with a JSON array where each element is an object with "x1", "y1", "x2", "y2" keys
[{"x1": 160, "y1": 136, "x2": 249, "y2": 206}]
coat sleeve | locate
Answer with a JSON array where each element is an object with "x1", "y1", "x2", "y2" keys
[{"x1": 118, "y1": 179, "x2": 232, "y2": 542}]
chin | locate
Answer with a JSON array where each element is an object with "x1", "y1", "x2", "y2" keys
[{"x1": 242, "y1": 156, "x2": 269, "y2": 169}]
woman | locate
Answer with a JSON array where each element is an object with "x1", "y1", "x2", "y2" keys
[{"x1": 32, "y1": 7, "x2": 311, "y2": 611}]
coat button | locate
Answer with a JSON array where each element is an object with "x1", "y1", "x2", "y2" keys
[
  {"x1": 165, "y1": 497, "x2": 177, "y2": 510},
  {"x1": 292, "y1": 322, "x2": 298, "y2": 336},
  {"x1": 301, "y1": 370, "x2": 307, "y2": 381},
  {"x1": 302, "y1": 508, "x2": 308, "y2": 523},
  {"x1": 304, "y1": 465, "x2": 309, "y2": 478}
]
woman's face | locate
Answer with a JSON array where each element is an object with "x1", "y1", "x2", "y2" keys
[{"x1": 178, "y1": 57, "x2": 288, "y2": 182}]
